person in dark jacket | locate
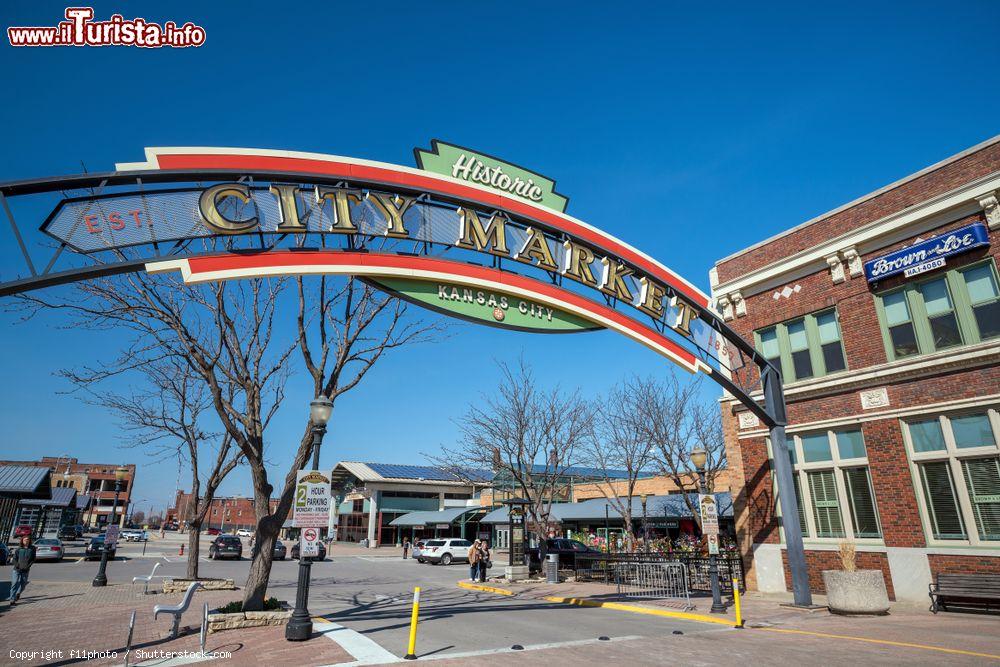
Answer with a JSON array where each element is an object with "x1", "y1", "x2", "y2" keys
[{"x1": 9, "y1": 536, "x2": 36, "y2": 605}]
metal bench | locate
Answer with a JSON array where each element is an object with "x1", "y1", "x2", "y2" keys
[
  {"x1": 132, "y1": 562, "x2": 161, "y2": 594},
  {"x1": 154, "y1": 581, "x2": 200, "y2": 638},
  {"x1": 929, "y1": 573, "x2": 1000, "y2": 613}
]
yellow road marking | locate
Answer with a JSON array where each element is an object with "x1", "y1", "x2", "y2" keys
[
  {"x1": 759, "y1": 627, "x2": 1000, "y2": 660},
  {"x1": 457, "y1": 581, "x2": 516, "y2": 596}
]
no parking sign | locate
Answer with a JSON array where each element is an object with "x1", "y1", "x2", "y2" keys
[{"x1": 301, "y1": 526, "x2": 320, "y2": 558}]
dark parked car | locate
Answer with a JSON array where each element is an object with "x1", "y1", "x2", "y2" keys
[
  {"x1": 208, "y1": 535, "x2": 243, "y2": 560},
  {"x1": 0, "y1": 543, "x2": 9, "y2": 566},
  {"x1": 58, "y1": 525, "x2": 78, "y2": 541},
  {"x1": 528, "y1": 538, "x2": 602, "y2": 571},
  {"x1": 273, "y1": 540, "x2": 287, "y2": 560},
  {"x1": 290, "y1": 541, "x2": 326, "y2": 561},
  {"x1": 85, "y1": 534, "x2": 117, "y2": 560}
]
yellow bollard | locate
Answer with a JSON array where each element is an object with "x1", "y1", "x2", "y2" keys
[
  {"x1": 404, "y1": 586, "x2": 421, "y2": 660},
  {"x1": 733, "y1": 579, "x2": 744, "y2": 628}
]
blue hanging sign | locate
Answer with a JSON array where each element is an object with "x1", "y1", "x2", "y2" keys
[{"x1": 864, "y1": 222, "x2": 990, "y2": 283}]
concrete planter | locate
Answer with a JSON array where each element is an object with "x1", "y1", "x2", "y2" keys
[
  {"x1": 821, "y1": 570, "x2": 890, "y2": 615},
  {"x1": 208, "y1": 603, "x2": 291, "y2": 633},
  {"x1": 162, "y1": 578, "x2": 235, "y2": 593}
]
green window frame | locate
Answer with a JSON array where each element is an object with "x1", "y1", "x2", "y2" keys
[
  {"x1": 754, "y1": 309, "x2": 848, "y2": 383},
  {"x1": 875, "y1": 259, "x2": 1000, "y2": 362}
]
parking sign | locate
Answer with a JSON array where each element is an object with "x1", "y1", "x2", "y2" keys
[
  {"x1": 293, "y1": 470, "x2": 332, "y2": 528},
  {"x1": 301, "y1": 526, "x2": 320, "y2": 558}
]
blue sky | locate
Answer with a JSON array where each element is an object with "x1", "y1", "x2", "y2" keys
[{"x1": 1, "y1": 1, "x2": 998, "y2": 514}]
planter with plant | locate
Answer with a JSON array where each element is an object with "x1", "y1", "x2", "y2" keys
[
  {"x1": 821, "y1": 541, "x2": 890, "y2": 615},
  {"x1": 208, "y1": 597, "x2": 291, "y2": 632}
]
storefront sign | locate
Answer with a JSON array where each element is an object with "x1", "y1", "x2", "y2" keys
[
  {"x1": 415, "y1": 140, "x2": 569, "y2": 213},
  {"x1": 864, "y1": 223, "x2": 990, "y2": 282},
  {"x1": 370, "y1": 277, "x2": 602, "y2": 333},
  {"x1": 292, "y1": 470, "x2": 331, "y2": 528},
  {"x1": 699, "y1": 494, "x2": 719, "y2": 536}
]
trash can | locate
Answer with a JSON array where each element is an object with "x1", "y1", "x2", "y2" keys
[{"x1": 546, "y1": 553, "x2": 559, "y2": 583}]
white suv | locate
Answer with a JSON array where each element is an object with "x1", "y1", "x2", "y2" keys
[
  {"x1": 236, "y1": 528, "x2": 253, "y2": 538},
  {"x1": 420, "y1": 538, "x2": 472, "y2": 565}
]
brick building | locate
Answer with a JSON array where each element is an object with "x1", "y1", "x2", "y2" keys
[
  {"x1": 711, "y1": 136, "x2": 1000, "y2": 603},
  {"x1": 0, "y1": 456, "x2": 136, "y2": 528},
  {"x1": 168, "y1": 490, "x2": 279, "y2": 532}
]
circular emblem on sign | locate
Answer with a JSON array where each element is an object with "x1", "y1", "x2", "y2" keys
[
  {"x1": 304, "y1": 528, "x2": 318, "y2": 541},
  {"x1": 493, "y1": 306, "x2": 505, "y2": 321}
]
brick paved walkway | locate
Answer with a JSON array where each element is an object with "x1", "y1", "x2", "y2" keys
[{"x1": 0, "y1": 581, "x2": 351, "y2": 666}]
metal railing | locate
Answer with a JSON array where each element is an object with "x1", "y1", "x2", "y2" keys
[
  {"x1": 573, "y1": 553, "x2": 745, "y2": 595},
  {"x1": 614, "y1": 561, "x2": 692, "y2": 608}
]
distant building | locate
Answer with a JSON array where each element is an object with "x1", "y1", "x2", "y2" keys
[
  {"x1": 168, "y1": 490, "x2": 278, "y2": 532},
  {"x1": 570, "y1": 469, "x2": 733, "y2": 502},
  {"x1": 0, "y1": 456, "x2": 135, "y2": 529}
]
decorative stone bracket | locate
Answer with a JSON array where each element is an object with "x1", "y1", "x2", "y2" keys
[
  {"x1": 715, "y1": 291, "x2": 746, "y2": 321},
  {"x1": 840, "y1": 246, "x2": 863, "y2": 277},
  {"x1": 979, "y1": 191, "x2": 999, "y2": 230},
  {"x1": 825, "y1": 254, "x2": 846, "y2": 284}
]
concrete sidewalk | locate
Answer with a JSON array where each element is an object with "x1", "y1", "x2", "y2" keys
[{"x1": 471, "y1": 578, "x2": 1000, "y2": 661}]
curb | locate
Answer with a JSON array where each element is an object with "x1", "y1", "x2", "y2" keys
[
  {"x1": 457, "y1": 581, "x2": 516, "y2": 596},
  {"x1": 454, "y1": 582, "x2": 735, "y2": 626}
]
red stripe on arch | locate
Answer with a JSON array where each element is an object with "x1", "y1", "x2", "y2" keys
[
  {"x1": 153, "y1": 152, "x2": 708, "y2": 308},
  {"x1": 183, "y1": 251, "x2": 700, "y2": 371}
]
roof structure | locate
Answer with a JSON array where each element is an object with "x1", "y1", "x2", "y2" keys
[
  {"x1": 0, "y1": 465, "x2": 51, "y2": 498},
  {"x1": 330, "y1": 462, "x2": 491, "y2": 488},
  {"x1": 480, "y1": 492, "x2": 733, "y2": 524},
  {"x1": 19, "y1": 486, "x2": 77, "y2": 507},
  {"x1": 495, "y1": 465, "x2": 651, "y2": 480},
  {"x1": 388, "y1": 506, "x2": 485, "y2": 527}
]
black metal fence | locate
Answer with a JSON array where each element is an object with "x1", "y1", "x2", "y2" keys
[{"x1": 571, "y1": 553, "x2": 745, "y2": 594}]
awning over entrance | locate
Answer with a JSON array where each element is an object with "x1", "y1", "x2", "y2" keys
[
  {"x1": 388, "y1": 506, "x2": 483, "y2": 527},
  {"x1": 19, "y1": 486, "x2": 77, "y2": 508},
  {"x1": 481, "y1": 492, "x2": 733, "y2": 524}
]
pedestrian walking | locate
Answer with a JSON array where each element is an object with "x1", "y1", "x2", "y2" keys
[
  {"x1": 468, "y1": 539, "x2": 481, "y2": 581},
  {"x1": 477, "y1": 541, "x2": 491, "y2": 583},
  {"x1": 8, "y1": 536, "x2": 36, "y2": 605},
  {"x1": 402, "y1": 538, "x2": 411, "y2": 559}
]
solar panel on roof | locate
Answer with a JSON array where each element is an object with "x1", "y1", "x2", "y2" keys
[{"x1": 365, "y1": 463, "x2": 490, "y2": 482}]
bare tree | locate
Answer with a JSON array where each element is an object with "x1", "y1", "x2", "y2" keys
[
  {"x1": 65, "y1": 357, "x2": 244, "y2": 579},
  {"x1": 638, "y1": 375, "x2": 727, "y2": 522},
  {"x1": 432, "y1": 359, "x2": 594, "y2": 546},
  {"x1": 583, "y1": 378, "x2": 657, "y2": 551}
]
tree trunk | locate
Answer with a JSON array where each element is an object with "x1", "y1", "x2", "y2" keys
[
  {"x1": 242, "y1": 515, "x2": 278, "y2": 610},
  {"x1": 186, "y1": 526, "x2": 201, "y2": 579}
]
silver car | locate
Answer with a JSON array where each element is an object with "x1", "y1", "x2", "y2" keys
[{"x1": 34, "y1": 538, "x2": 65, "y2": 561}]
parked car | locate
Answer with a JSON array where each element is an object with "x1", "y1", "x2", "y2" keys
[
  {"x1": 420, "y1": 538, "x2": 472, "y2": 565},
  {"x1": 57, "y1": 525, "x2": 79, "y2": 541},
  {"x1": 13, "y1": 525, "x2": 33, "y2": 539},
  {"x1": 121, "y1": 529, "x2": 148, "y2": 542},
  {"x1": 208, "y1": 535, "x2": 243, "y2": 560},
  {"x1": 85, "y1": 534, "x2": 117, "y2": 560},
  {"x1": 0, "y1": 543, "x2": 9, "y2": 566},
  {"x1": 528, "y1": 538, "x2": 602, "y2": 571},
  {"x1": 34, "y1": 538, "x2": 64, "y2": 561},
  {"x1": 412, "y1": 540, "x2": 427, "y2": 562},
  {"x1": 290, "y1": 541, "x2": 327, "y2": 561},
  {"x1": 273, "y1": 539, "x2": 287, "y2": 560},
  {"x1": 236, "y1": 528, "x2": 253, "y2": 538},
  {"x1": 205, "y1": 528, "x2": 221, "y2": 536}
]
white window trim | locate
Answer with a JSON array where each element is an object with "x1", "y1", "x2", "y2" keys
[
  {"x1": 770, "y1": 430, "x2": 885, "y2": 546},
  {"x1": 902, "y1": 407, "x2": 1000, "y2": 547}
]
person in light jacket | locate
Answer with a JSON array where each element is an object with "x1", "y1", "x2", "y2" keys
[
  {"x1": 468, "y1": 539, "x2": 481, "y2": 581},
  {"x1": 8, "y1": 536, "x2": 36, "y2": 605},
  {"x1": 477, "y1": 541, "x2": 491, "y2": 582}
]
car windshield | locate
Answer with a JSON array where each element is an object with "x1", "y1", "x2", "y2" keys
[
  {"x1": 91, "y1": 536, "x2": 105, "y2": 542},
  {"x1": 37, "y1": 539, "x2": 59, "y2": 545},
  {"x1": 219, "y1": 537, "x2": 241, "y2": 546},
  {"x1": 425, "y1": 540, "x2": 446, "y2": 546}
]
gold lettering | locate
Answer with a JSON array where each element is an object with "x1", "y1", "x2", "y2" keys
[
  {"x1": 368, "y1": 192, "x2": 414, "y2": 238},
  {"x1": 456, "y1": 208, "x2": 509, "y2": 256},
  {"x1": 315, "y1": 186, "x2": 361, "y2": 233},
  {"x1": 670, "y1": 296, "x2": 698, "y2": 336},
  {"x1": 562, "y1": 241, "x2": 599, "y2": 287},
  {"x1": 198, "y1": 183, "x2": 259, "y2": 234},
  {"x1": 638, "y1": 277, "x2": 668, "y2": 318},
  {"x1": 270, "y1": 184, "x2": 305, "y2": 232},
  {"x1": 515, "y1": 227, "x2": 558, "y2": 271},
  {"x1": 600, "y1": 258, "x2": 635, "y2": 301}
]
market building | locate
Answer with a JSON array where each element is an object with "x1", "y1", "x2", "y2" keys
[{"x1": 712, "y1": 135, "x2": 1000, "y2": 603}]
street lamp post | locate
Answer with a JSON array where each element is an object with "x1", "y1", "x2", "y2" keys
[
  {"x1": 690, "y1": 448, "x2": 726, "y2": 614},
  {"x1": 92, "y1": 466, "x2": 128, "y2": 587},
  {"x1": 286, "y1": 396, "x2": 334, "y2": 642},
  {"x1": 640, "y1": 494, "x2": 648, "y2": 554}
]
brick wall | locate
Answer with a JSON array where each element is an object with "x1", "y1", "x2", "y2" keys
[
  {"x1": 860, "y1": 420, "x2": 924, "y2": 548},
  {"x1": 928, "y1": 554, "x2": 1000, "y2": 577},
  {"x1": 781, "y1": 549, "x2": 896, "y2": 600},
  {"x1": 716, "y1": 139, "x2": 1000, "y2": 283}
]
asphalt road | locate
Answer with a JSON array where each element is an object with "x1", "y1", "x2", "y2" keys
[{"x1": 7, "y1": 534, "x2": 727, "y2": 661}]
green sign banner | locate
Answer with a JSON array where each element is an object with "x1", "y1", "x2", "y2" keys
[
  {"x1": 370, "y1": 277, "x2": 601, "y2": 333},
  {"x1": 414, "y1": 139, "x2": 569, "y2": 213}
]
